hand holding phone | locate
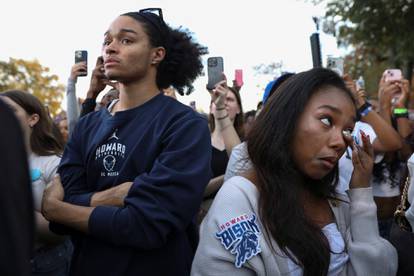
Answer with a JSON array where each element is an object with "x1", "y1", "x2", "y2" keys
[
  {"x1": 207, "y1": 57, "x2": 224, "y2": 90},
  {"x1": 75, "y1": 50, "x2": 88, "y2": 77}
]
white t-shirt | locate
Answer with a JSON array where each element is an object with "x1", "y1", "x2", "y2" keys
[
  {"x1": 287, "y1": 223, "x2": 349, "y2": 276},
  {"x1": 371, "y1": 162, "x2": 402, "y2": 197},
  {"x1": 29, "y1": 153, "x2": 61, "y2": 211},
  {"x1": 337, "y1": 121, "x2": 382, "y2": 195}
]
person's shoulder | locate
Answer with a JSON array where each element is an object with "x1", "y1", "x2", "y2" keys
[
  {"x1": 76, "y1": 108, "x2": 107, "y2": 129},
  {"x1": 214, "y1": 176, "x2": 259, "y2": 206},
  {"x1": 30, "y1": 154, "x2": 61, "y2": 174},
  {"x1": 31, "y1": 153, "x2": 61, "y2": 163},
  {"x1": 161, "y1": 95, "x2": 204, "y2": 119}
]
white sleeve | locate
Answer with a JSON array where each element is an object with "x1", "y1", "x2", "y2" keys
[
  {"x1": 345, "y1": 188, "x2": 398, "y2": 276},
  {"x1": 66, "y1": 78, "x2": 80, "y2": 135},
  {"x1": 32, "y1": 156, "x2": 61, "y2": 212},
  {"x1": 224, "y1": 143, "x2": 252, "y2": 182},
  {"x1": 43, "y1": 155, "x2": 61, "y2": 184},
  {"x1": 191, "y1": 178, "x2": 264, "y2": 276}
]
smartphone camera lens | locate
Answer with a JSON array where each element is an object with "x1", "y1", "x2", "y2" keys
[{"x1": 208, "y1": 58, "x2": 217, "y2": 67}]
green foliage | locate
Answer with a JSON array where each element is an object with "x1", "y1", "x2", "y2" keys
[
  {"x1": 0, "y1": 58, "x2": 64, "y2": 116},
  {"x1": 325, "y1": 0, "x2": 414, "y2": 63},
  {"x1": 315, "y1": 0, "x2": 414, "y2": 99}
]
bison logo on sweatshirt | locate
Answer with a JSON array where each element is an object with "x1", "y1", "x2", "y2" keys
[{"x1": 215, "y1": 214, "x2": 261, "y2": 268}]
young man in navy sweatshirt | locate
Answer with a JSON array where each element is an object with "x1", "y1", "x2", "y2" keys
[{"x1": 42, "y1": 9, "x2": 211, "y2": 275}]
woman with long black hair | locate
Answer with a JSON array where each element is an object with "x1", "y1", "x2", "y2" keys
[{"x1": 192, "y1": 68, "x2": 397, "y2": 276}]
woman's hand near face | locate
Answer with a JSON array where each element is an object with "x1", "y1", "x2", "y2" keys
[{"x1": 349, "y1": 130, "x2": 374, "y2": 189}]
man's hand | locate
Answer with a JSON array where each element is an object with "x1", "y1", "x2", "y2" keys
[{"x1": 87, "y1": 57, "x2": 116, "y2": 99}]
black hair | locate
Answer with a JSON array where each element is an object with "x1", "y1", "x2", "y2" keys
[
  {"x1": 244, "y1": 110, "x2": 256, "y2": 120},
  {"x1": 122, "y1": 11, "x2": 208, "y2": 95},
  {"x1": 247, "y1": 68, "x2": 356, "y2": 276},
  {"x1": 265, "y1": 72, "x2": 295, "y2": 104}
]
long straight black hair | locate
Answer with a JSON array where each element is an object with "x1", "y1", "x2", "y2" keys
[{"x1": 247, "y1": 68, "x2": 356, "y2": 275}]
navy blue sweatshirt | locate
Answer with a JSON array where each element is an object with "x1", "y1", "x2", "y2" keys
[{"x1": 56, "y1": 94, "x2": 212, "y2": 275}]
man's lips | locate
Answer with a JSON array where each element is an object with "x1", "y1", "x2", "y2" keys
[{"x1": 104, "y1": 58, "x2": 120, "y2": 66}]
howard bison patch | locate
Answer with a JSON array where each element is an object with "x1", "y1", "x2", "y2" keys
[{"x1": 215, "y1": 214, "x2": 261, "y2": 268}]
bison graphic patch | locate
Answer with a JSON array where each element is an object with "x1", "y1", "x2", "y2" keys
[{"x1": 215, "y1": 214, "x2": 261, "y2": 268}]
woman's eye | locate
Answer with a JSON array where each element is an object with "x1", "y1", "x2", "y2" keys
[
  {"x1": 103, "y1": 40, "x2": 111, "y2": 46},
  {"x1": 121, "y1": 39, "x2": 132, "y2": 44},
  {"x1": 320, "y1": 118, "x2": 331, "y2": 126}
]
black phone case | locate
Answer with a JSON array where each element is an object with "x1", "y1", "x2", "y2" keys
[
  {"x1": 207, "y1": 57, "x2": 224, "y2": 90},
  {"x1": 75, "y1": 50, "x2": 88, "y2": 76}
]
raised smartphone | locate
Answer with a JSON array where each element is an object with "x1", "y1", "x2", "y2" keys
[
  {"x1": 207, "y1": 57, "x2": 224, "y2": 90},
  {"x1": 75, "y1": 50, "x2": 88, "y2": 77}
]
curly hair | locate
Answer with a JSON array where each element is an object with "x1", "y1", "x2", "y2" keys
[{"x1": 123, "y1": 12, "x2": 208, "y2": 95}]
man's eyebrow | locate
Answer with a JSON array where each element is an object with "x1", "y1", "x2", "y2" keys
[{"x1": 104, "y1": 28, "x2": 138, "y2": 36}]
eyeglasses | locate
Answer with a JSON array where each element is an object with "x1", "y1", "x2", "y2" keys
[{"x1": 139, "y1": 8, "x2": 163, "y2": 21}]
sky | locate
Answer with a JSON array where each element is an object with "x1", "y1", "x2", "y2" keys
[{"x1": 0, "y1": 0, "x2": 343, "y2": 113}]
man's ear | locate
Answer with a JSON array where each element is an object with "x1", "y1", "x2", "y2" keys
[{"x1": 151, "y1": 46, "x2": 166, "y2": 65}]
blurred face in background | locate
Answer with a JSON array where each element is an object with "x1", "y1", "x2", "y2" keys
[
  {"x1": 100, "y1": 89, "x2": 119, "y2": 108},
  {"x1": 244, "y1": 113, "x2": 256, "y2": 136},
  {"x1": 58, "y1": 118, "x2": 69, "y2": 143},
  {"x1": 224, "y1": 89, "x2": 241, "y2": 122},
  {"x1": 1, "y1": 96, "x2": 38, "y2": 140}
]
